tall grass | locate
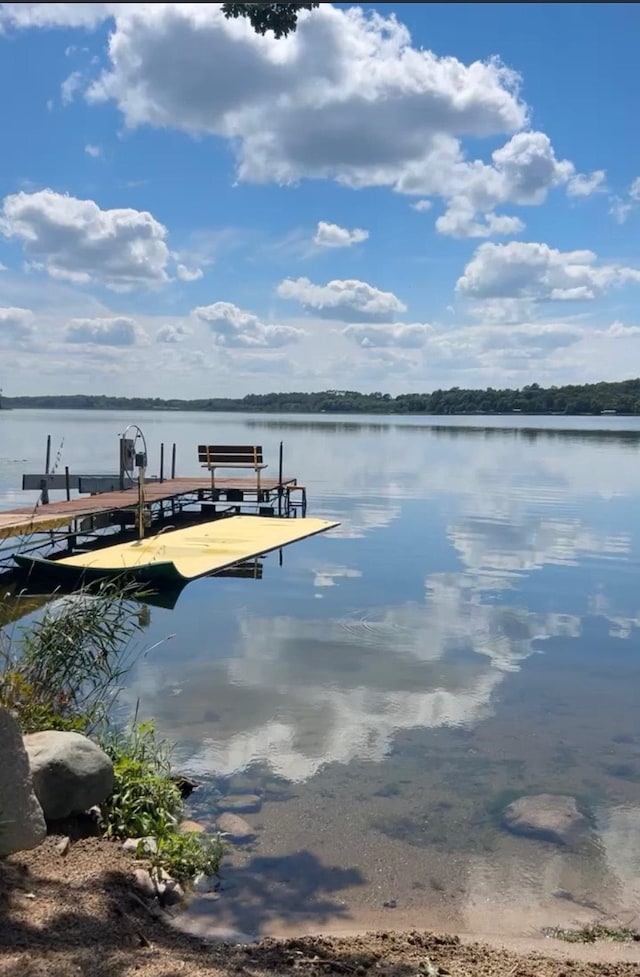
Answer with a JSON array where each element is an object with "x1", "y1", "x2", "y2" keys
[{"x1": 0, "y1": 579, "x2": 146, "y2": 734}]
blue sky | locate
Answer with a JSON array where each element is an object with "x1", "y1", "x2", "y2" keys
[{"x1": 0, "y1": 2, "x2": 638, "y2": 397}]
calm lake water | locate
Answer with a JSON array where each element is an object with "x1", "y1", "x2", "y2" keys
[{"x1": 2, "y1": 409, "x2": 640, "y2": 943}]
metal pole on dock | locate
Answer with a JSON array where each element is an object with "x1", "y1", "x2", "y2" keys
[
  {"x1": 278, "y1": 441, "x2": 283, "y2": 517},
  {"x1": 41, "y1": 435, "x2": 51, "y2": 504},
  {"x1": 65, "y1": 466, "x2": 71, "y2": 501},
  {"x1": 160, "y1": 443, "x2": 165, "y2": 483},
  {"x1": 171, "y1": 443, "x2": 176, "y2": 479}
]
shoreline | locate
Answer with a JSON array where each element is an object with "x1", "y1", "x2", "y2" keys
[{"x1": 2, "y1": 835, "x2": 639, "y2": 977}]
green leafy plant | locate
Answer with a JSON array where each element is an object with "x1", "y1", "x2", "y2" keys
[
  {"x1": 101, "y1": 720, "x2": 224, "y2": 882},
  {"x1": 151, "y1": 832, "x2": 225, "y2": 884},
  {"x1": 101, "y1": 720, "x2": 182, "y2": 839}
]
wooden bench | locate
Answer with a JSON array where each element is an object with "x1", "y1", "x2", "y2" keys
[{"x1": 198, "y1": 445, "x2": 267, "y2": 492}]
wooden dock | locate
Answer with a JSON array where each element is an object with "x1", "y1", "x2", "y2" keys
[{"x1": 0, "y1": 476, "x2": 302, "y2": 541}]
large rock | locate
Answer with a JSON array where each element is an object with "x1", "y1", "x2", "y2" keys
[
  {"x1": 502, "y1": 794, "x2": 589, "y2": 846},
  {"x1": 0, "y1": 707, "x2": 46, "y2": 856},
  {"x1": 23, "y1": 730, "x2": 114, "y2": 820}
]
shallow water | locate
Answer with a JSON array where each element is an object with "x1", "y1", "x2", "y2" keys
[{"x1": 2, "y1": 409, "x2": 640, "y2": 942}]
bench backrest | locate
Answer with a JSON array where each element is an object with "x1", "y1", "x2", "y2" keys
[{"x1": 198, "y1": 445, "x2": 263, "y2": 468}]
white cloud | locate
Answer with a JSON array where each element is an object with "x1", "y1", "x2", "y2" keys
[
  {"x1": 0, "y1": 189, "x2": 171, "y2": 289},
  {"x1": 566, "y1": 169, "x2": 606, "y2": 197},
  {"x1": 605, "y1": 320, "x2": 640, "y2": 338},
  {"x1": 176, "y1": 263, "x2": 203, "y2": 282},
  {"x1": 430, "y1": 130, "x2": 576, "y2": 238},
  {"x1": 436, "y1": 207, "x2": 524, "y2": 239},
  {"x1": 0, "y1": 4, "x2": 117, "y2": 30},
  {"x1": 193, "y1": 301, "x2": 304, "y2": 348},
  {"x1": 60, "y1": 70, "x2": 83, "y2": 104},
  {"x1": 476, "y1": 321, "x2": 584, "y2": 354},
  {"x1": 156, "y1": 322, "x2": 190, "y2": 344},
  {"x1": 457, "y1": 241, "x2": 640, "y2": 302},
  {"x1": 278, "y1": 276, "x2": 406, "y2": 322},
  {"x1": 411, "y1": 199, "x2": 432, "y2": 213},
  {"x1": 2, "y1": 5, "x2": 601, "y2": 239},
  {"x1": 610, "y1": 176, "x2": 640, "y2": 224},
  {"x1": 343, "y1": 322, "x2": 432, "y2": 349},
  {"x1": 65, "y1": 315, "x2": 144, "y2": 345},
  {"x1": 0, "y1": 306, "x2": 34, "y2": 345},
  {"x1": 84, "y1": 143, "x2": 102, "y2": 157},
  {"x1": 313, "y1": 221, "x2": 369, "y2": 249}
]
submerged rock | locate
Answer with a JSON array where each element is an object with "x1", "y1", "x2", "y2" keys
[
  {"x1": 23, "y1": 730, "x2": 114, "y2": 821},
  {"x1": 216, "y1": 812, "x2": 255, "y2": 843},
  {"x1": 219, "y1": 793, "x2": 261, "y2": 814},
  {"x1": 502, "y1": 794, "x2": 589, "y2": 846},
  {"x1": 0, "y1": 706, "x2": 46, "y2": 856}
]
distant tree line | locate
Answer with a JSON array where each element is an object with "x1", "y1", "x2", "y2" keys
[{"x1": 3, "y1": 379, "x2": 640, "y2": 415}]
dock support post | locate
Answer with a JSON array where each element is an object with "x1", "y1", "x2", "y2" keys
[
  {"x1": 65, "y1": 466, "x2": 71, "y2": 501},
  {"x1": 278, "y1": 441, "x2": 283, "y2": 517},
  {"x1": 171, "y1": 443, "x2": 176, "y2": 479},
  {"x1": 160, "y1": 443, "x2": 165, "y2": 483},
  {"x1": 41, "y1": 435, "x2": 51, "y2": 504}
]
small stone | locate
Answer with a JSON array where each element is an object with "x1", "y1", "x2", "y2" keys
[
  {"x1": 133, "y1": 868, "x2": 156, "y2": 898},
  {"x1": 219, "y1": 794, "x2": 261, "y2": 814},
  {"x1": 179, "y1": 820, "x2": 205, "y2": 835},
  {"x1": 56, "y1": 836, "x2": 71, "y2": 857},
  {"x1": 383, "y1": 899, "x2": 397, "y2": 909},
  {"x1": 123, "y1": 836, "x2": 158, "y2": 855},
  {"x1": 502, "y1": 794, "x2": 589, "y2": 846},
  {"x1": 216, "y1": 812, "x2": 255, "y2": 843}
]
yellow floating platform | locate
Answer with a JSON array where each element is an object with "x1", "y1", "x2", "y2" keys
[{"x1": 15, "y1": 515, "x2": 339, "y2": 585}]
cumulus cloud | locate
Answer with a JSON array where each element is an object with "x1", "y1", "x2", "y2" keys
[
  {"x1": 0, "y1": 306, "x2": 34, "y2": 345},
  {"x1": 313, "y1": 221, "x2": 369, "y2": 248},
  {"x1": 0, "y1": 189, "x2": 171, "y2": 289},
  {"x1": 278, "y1": 276, "x2": 406, "y2": 322},
  {"x1": 343, "y1": 322, "x2": 432, "y2": 349},
  {"x1": 411, "y1": 199, "x2": 432, "y2": 213},
  {"x1": 1, "y1": 5, "x2": 602, "y2": 239},
  {"x1": 429, "y1": 130, "x2": 576, "y2": 238},
  {"x1": 156, "y1": 323, "x2": 190, "y2": 344},
  {"x1": 436, "y1": 208, "x2": 524, "y2": 239},
  {"x1": 84, "y1": 143, "x2": 102, "y2": 158},
  {"x1": 457, "y1": 241, "x2": 640, "y2": 302},
  {"x1": 193, "y1": 302, "x2": 304, "y2": 348},
  {"x1": 65, "y1": 315, "x2": 144, "y2": 345}
]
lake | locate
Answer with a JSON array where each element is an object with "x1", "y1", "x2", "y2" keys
[{"x1": 1, "y1": 408, "x2": 640, "y2": 944}]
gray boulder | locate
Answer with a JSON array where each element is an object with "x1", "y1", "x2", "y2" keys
[
  {"x1": 23, "y1": 730, "x2": 114, "y2": 820},
  {"x1": 0, "y1": 707, "x2": 46, "y2": 856},
  {"x1": 502, "y1": 794, "x2": 589, "y2": 846}
]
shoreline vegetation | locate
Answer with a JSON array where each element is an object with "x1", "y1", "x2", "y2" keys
[
  {"x1": 0, "y1": 581, "x2": 224, "y2": 891},
  {"x1": 2, "y1": 377, "x2": 640, "y2": 416}
]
